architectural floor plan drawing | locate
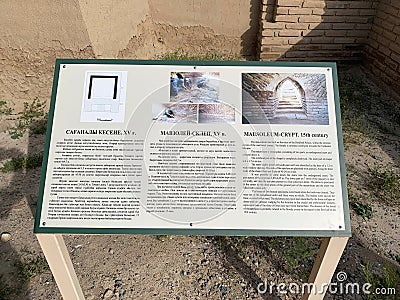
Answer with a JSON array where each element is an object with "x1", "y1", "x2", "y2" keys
[{"x1": 80, "y1": 71, "x2": 127, "y2": 122}]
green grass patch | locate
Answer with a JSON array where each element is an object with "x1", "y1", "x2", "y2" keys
[
  {"x1": 264, "y1": 237, "x2": 318, "y2": 281},
  {"x1": 0, "y1": 276, "x2": 14, "y2": 300},
  {"x1": 1, "y1": 98, "x2": 48, "y2": 139},
  {"x1": 157, "y1": 49, "x2": 242, "y2": 61},
  {"x1": 350, "y1": 201, "x2": 373, "y2": 219},
  {"x1": 30, "y1": 118, "x2": 48, "y2": 135},
  {"x1": 0, "y1": 100, "x2": 12, "y2": 117},
  {"x1": 7, "y1": 98, "x2": 47, "y2": 139},
  {"x1": 1, "y1": 152, "x2": 43, "y2": 173},
  {"x1": 0, "y1": 250, "x2": 51, "y2": 298},
  {"x1": 367, "y1": 165, "x2": 400, "y2": 204},
  {"x1": 280, "y1": 237, "x2": 317, "y2": 268},
  {"x1": 362, "y1": 263, "x2": 399, "y2": 300},
  {"x1": 227, "y1": 236, "x2": 249, "y2": 258},
  {"x1": 14, "y1": 255, "x2": 50, "y2": 284}
]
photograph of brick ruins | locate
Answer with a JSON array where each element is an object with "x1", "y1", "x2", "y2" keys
[
  {"x1": 198, "y1": 104, "x2": 236, "y2": 124},
  {"x1": 152, "y1": 103, "x2": 198, "y2": 123},
  {"x1": 170, "y1": 72, "x2": 220, "y2": 103},
  {"x1": 242, "y1": 73, "x2": 329, "y2": 125}
]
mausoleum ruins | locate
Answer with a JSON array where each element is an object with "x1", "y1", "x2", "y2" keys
[{"x1": 242, "y1": 73, "x2": 329, "y2": 124}]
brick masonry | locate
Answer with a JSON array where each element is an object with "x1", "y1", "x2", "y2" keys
[
  {"x1": 242, "y1": 73, "x2": 329, "y2": 123},
  {"x1": 364, "y1": 0, "x2": 400, "y2": 94},
  {"x1": 258, "y1": 0, "x2": 400, "y2": 97}
]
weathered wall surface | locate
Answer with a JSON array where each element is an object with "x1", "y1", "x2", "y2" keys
[
  {"x1": 0, "y1": 0, "x2": 260, "y2": 57},
  {"x1": 259, "y1": 0, "x2": 399, "y2": 98},
  {"x1": 2, "y1": 0, "x2": 398, "y2": 119},
  {"x1": 0, "y1": 0, "x2": 95, "y2": 113},
  {"x1": 0, "y1": 0, "x2": 260, "y2": 115},
  {"x1": 364, "y1": 0, "x2": 400, "y2": 94}
]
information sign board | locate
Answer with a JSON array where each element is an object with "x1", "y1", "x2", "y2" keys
[{"x1": 34, "y1": 60, "x2": 351, "y2": 236}]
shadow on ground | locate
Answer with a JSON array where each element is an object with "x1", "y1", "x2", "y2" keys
[{"x1": 0, "y1": 131, "x2": 48, "y2": 299}]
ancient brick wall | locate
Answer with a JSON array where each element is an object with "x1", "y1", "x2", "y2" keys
[
  {"x1": 364, "y1": 0, "x2": 400, "y2": 94},
  {"x1": 258, "y1": 0, "x2": 399, "y2": 98},
  {"x1": 260, "y1": 0, "x2": 378, "y2": 61}
]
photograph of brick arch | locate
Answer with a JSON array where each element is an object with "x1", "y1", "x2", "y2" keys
[{"x1": 242, "y1": 73, "x2": 329, "y2": 125}]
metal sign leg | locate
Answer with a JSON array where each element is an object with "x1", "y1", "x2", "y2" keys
[
  {"x1": 36, "y1": 234, "x2": 85, "y2": 300},
  {"x1": 302, "y1": 237, "x2": 349, "y2": 300}
]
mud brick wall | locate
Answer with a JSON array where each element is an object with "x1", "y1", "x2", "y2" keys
[
  {"x1": 364, "y1": 0, "x2": 400, "y2": 94},
  {"x1": 260, "y1": 0, "x2": 378, "y2": 61}
]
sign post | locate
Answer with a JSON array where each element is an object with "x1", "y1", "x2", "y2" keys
[
  {"x1": 36, "y1": 234, "x2": 84, "y2": 300},
  {"x1": 35, "y1": 60, "x2": 351, "y2": 299},
  {"x1": 303, "y1": 237, "x2": 349, "y2": 299}
]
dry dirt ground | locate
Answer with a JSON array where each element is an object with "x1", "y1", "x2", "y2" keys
[{"x1": 0, "y1": 65, "x2": 400, "y2": 300}]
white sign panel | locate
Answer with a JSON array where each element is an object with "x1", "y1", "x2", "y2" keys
[{"x1": 34, "y1": 60, "x2": 351, "y2": 236}]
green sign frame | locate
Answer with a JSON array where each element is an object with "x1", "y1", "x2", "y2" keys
[{"x1": 34, "y1": 59, "x2": 351, "y2": 237}]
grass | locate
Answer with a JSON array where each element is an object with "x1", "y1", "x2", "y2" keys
[
  {"x1": 227, "y1": 236, "x2": 248, "y2": 258},
  {"x1": 339, "y1": 75, "x2": 373, "y2": 138},
  {"x1": 367, "y1": 164, "x2": 400, "y2": 205},
  {"x1": 350, "y1": 201, "x2": 373, "y2": 219},
  {"x1": 279, "y1": 237, "x2": 316, "y2": 268},
  {"x1": 30, "y1": 118, "x2": 48, "y2": 135},
  {"x1": 1, "y1": 152, "x2": 44, "y2": 173},
  {"x1": 348, "y1": 192, "x2": 373, "y2": 219},
  {"x1": 14, "y1": 255, "x2": 50, "y2": 284},
  {"x1": 155, "y1": 235, "x2": 174, "y2": 241},
  {"x1": 157, "y1": 49, "x2": 242, "y2": 61},
  {"x1": 340, "y1": 70, "x2": 400, "y2": 214},
  {"x1": 0, "y1": 250, "x2": 50, "y2": 299},
  {"x1": 0, "y1": 100, "x2": 12, "y2": 116},
  {"x1": 15, "y1": 248, "x2": 50, "y2": 284},
  {"x1": 8, "y1": 98, "x2": 47, "y2": 139},
  {"x1": 0, "y1": 276, "x2": 14, "y2": 300},
  {"x1": 362, "y1": 263, "x2": 399, "y2": 300},
  {"x1": 264, "y1": 237, "x2": 318, "y2": 281},
  {"x1": 211, "y1": 235, "x2": 318, "y2": 280},
  {"x1": 1, "y1": 98, "x2": 47, "y2": 139}
]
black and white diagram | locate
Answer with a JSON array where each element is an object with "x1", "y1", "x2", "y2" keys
[{"x1": 81, "y1": 71, "x2": 128, "y2": 122}]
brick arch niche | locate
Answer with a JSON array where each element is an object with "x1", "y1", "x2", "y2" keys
[
  {"x1": 272, "y1": 77, "x2": 307, "y2": 118},
  {"x1": 242, "y1": 73, "x2": 329, "y2": 124}
]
